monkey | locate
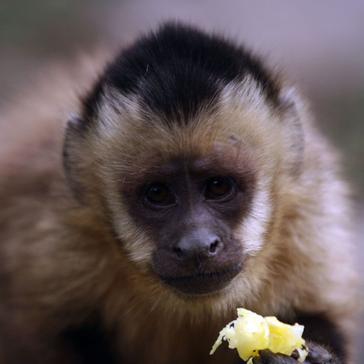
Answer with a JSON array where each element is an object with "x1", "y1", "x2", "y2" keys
[{"x1": 0, "y1": 22, "x2": 359, "y2": 364}]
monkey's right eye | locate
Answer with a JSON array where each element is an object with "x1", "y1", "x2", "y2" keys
[{"x1": 144, "y1": 183, "x2": 176, "y2": 208}]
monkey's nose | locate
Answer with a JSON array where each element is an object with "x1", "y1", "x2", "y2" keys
[{"x1": 172, "y1": 229, "x2": 223, "y2": 260}]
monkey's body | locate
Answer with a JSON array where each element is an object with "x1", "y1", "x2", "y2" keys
[{"x1": 0, "y1": 24, "x2": 358, "y2": 364}]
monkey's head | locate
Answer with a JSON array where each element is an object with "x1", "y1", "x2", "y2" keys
[{"x1": 64, "y1": 23, "x2": 305, "y2": 304}]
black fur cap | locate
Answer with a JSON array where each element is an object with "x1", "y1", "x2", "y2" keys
[{"x1": 82, "y1": 22, "x2": 280, "y2": 125}]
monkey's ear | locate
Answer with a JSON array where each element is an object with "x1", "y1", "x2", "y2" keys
[
  {"x1": 277, "y1": 86, "x2": 306, "y2": 177},
  {"x1": 63, "y1": 115, "x2": 90, "y2": 203}
]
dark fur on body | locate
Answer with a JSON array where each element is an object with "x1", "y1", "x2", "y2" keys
[{"x1": 0, "y1": 23, "x2": 358, "y2": 364}]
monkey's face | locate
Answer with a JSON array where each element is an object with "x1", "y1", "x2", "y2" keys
[
  {"x1": 121, "y1": 153, "x2": 255, "y2": 295},
  {"x1": 64, "y1": 23, "x2": 303, "y2": 304},
  {"x1": 79, "y1": 91, "x2": 284, "y2": 300},
  {"x1": 64, "y1": 78, "x2": 290, "y2": 300}
]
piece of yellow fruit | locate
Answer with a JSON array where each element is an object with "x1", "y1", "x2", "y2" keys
[
  {"x1": 210, "y1": 308, "x2": 308, "y2": 363},
  {"x1": 265, "y1": 316, "x2": 306, "y2": 356}
]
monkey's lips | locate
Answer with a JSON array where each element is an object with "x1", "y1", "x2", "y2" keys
[{"x1": 159, "y1": 265, "x2": 242, "y2": 295}]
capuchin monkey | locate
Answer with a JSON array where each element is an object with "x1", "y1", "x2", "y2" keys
[{"x1": 0, "y1": 23, "x2": 358, "y2": 364}]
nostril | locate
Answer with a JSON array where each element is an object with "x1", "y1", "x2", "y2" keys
[
  {"x1": 209, "y1": 239, "x2": 220, "y2": 255},
  {"x1": 173, "y1": 246, "x2": 184, "y2": 258}
]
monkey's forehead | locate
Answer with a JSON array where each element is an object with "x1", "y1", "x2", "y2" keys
[
  {"x1": 128, "y1": 146, "x2": 255, "y2": 184},
  {"x1": 90, "y1": 109, "x2": 281, "y2": 193},
  {"x1": 98, "y1": 142, "x2": 257, "y2": 197},
  {"x1": 88, "y1": 78, "x2": 283, "y2": 183}
]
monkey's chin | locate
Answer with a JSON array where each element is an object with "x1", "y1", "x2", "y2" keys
[{"x1": 159, "y1": 265, "x2": 242, "y2": 296}]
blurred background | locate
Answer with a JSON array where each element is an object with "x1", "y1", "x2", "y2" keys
[{"x1": 0, "y1": 0, "x2": 363, "y2": 360}]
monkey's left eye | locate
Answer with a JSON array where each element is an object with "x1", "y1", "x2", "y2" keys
[
  {"x1": 144, "y1": 183, "x2": 176, "y2": 208},
  {"x1": 204, "y1": 176, "x2": 236, "y2": 201}
]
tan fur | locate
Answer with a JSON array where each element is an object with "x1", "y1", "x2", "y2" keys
[{"x1": 0, "y1": 56, "x2": 358, "y2": 364}]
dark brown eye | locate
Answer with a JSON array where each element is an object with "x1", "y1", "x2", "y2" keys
[
  {"x1": 204, "y1": 176, "x2": 235, "y2": 201},
  {"x1": 144, "y1": 183, "x2": 176, "y2": 207}
]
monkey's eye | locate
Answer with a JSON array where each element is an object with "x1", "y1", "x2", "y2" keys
[
  {"x1": 144, "y1": 183, "x2": 176, "y2": 208},
  {"x1": 204, "y1": 176, "x2": 236, "y2": 201}
]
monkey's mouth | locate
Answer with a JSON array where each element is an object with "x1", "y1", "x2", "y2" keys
[{"x1": 159, "y1": 265, "x2": 242, "y2": 295}]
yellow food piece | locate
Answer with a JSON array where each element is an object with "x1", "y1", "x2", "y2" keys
[
  {"x1": 265, "y1": 316, "x2": 305, "y2": 356},
  {"x1": 210, "y1": 308, "x2": 308, "y2": 363}
]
